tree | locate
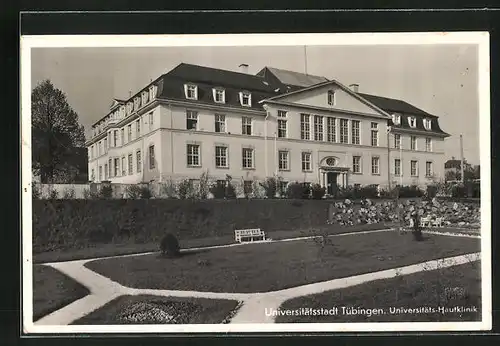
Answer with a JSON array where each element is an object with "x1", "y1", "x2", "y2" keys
[{"x1": 32, "y1": 80, "x2": 86, "y2": 183}]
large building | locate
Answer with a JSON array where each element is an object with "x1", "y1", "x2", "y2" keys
[{"x1": 86, "y1": 63, "x2": 450, "y2": 195}]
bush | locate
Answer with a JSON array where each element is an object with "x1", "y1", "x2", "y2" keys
[
  {"x1": 311, "y1": 184, "x2": 326, "y2": 200},
  {"x1": 159, "y1": 233, "x2": 181, "y2": 258},
  {"x1": 48, "y1": 188, "x2": 59, "y2": 200},
  {"x1": 286, "y1": 182, "x2": 310, "y2": 199},
  {"x1": 32, "y1": 183, "x2": 41, "y2": 199},
  {"x1": 398, "y1": 185, "x2": 424, "y2": 198},
  {"x1": 426, "y1": 185, "x2": 438, "y2": 199},
  {"x1": 125, "y1": 185, "x2": 142, "y2": 199},
  {"x1": 99, "y1": 185, "x2": 113, "y2": 199},
  {"x1": 139, "y1": 185, "x2": 153, "y2": 199},
  {"x1": 260, "y1": 177, "x2": 281, "y2": 199},
  {"x1": 178, "y1": 179, "x2": 195, "y2": 199},
  {"x1": 451, "y1": 184, "x2": 467, "y2": 198},
  {"x1": 198, "y1": 171, "x2": 210, "y2": 199},
  {"x1": 62, "y1": 187, "x2": 76, "y2": 199},
  {"x1": 160, "y1": 180, "x2": 178, "y2": 199}
]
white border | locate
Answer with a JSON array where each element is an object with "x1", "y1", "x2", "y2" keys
[{"x1": 21, "y1": 32, "x2": 491, "y2": 334}]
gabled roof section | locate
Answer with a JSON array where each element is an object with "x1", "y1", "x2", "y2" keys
[
  {"x1": 260, "y1": 80, "x2": 391, "y2": 118},
  {"x1": 357, "y1": 93, "x2": 438, "y2": 118},
  {"x1": 256, "y1": 66, "x2": 329, "y2": 88},
  {"x1": 109, "y1": 98, "x2": 125, "y2": 111}
]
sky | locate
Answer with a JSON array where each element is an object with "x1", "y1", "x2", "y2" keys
[{"x1": 30, "y1": 44, "x2": 480, "y2": 164}]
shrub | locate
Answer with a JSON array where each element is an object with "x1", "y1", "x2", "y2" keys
[
  {"x1": 398, "y1": 185, "x2": 424, "y2": 198},
  {"x1": 139, "y1": 185, "x2": 153, "y2": 199},
  {"x1": 359, "y1": 185, "x2": 380, "y2": 199},
  {"x1": 159, "y1": 233, "x2": 181, "y2": 258},
  {"x1": 286, "y1": 182, "x2": 310, "y2": 199},
  {"x1": 125, "y1": 185, "x2": 143, "y2": 199},
  {"x1": 260, "y1": 176, "x2": 282, "y2": 199},
  {"x1": 198, "y1": 171, "x2": 210, "y2": 199},
  {"x1": 178, "y1": 179, "x2": 195, "y2": 199},
  {"x1": 99, "y1": 184, "x2": 113, "y2": 199},
  {"x1": 62, "y1": 187, "x2": 76, "y2": 199},
  {"x1": 32, "y1": 183, "x2": 41, "y2": 199},
  {"x1": 210, "y1": 182, "x2": 226, "y2": 199},
  {"x1": 160, "y1": 180, "x2": 178, "y2": 199},
  {"x1": 451, "y1": 184, "x2": 466, "y2": 198},
  {"x1": 311, "y1": 184, "x2": 326, "y2": 200},
  {"x1": 48, "y1": 188, "x2": 59, "y2": 200},
  {"x1": 426, "y1": 185, "x2": 438, "y2": 199}
]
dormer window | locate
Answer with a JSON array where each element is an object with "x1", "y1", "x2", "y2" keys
[
  {"x1": 141, "y1": 91, "x2": 149, "y2": 105},
  {"x1": 240, "y1": 91, "x2": 252, "y2": 107},
  {"x1": 327, "y1": 90, "x2": 336, "y2": 106},
  {"x1": 184, "y1": 84, "x2": 198, "y2": 100},
  {"x1": 134, "y1": 96, "x2": 141, "y2": 110},
  {"x1": 148, "y1": 85, "x2": 157, "y2": 101},
  {"x1": 392, "y1": 113, "x2": 401, "y2": 125},
  {"x1": 213, "y1": 88, "x2": 225, "y2": 103},
  {"x1": 423, "y1": 118, "x2": 432, "y2": 130},
  {"x1": 408, "y1": 116, "x2": 417, "y2": 128}
]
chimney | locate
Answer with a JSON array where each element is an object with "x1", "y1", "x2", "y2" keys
[
  {"x1": 239, "y1": 63, "x2": 249, "y2": 74},
  {"x1": 349, "y1": 84, "x2": 359, "y2": 93}
]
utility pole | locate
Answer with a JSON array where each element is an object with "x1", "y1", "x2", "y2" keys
[{"x1": 460, "y1": 134, "x2": 465, "y2": 184}]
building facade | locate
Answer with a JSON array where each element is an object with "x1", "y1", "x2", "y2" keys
[{"x1": 86, "y1": 63, "x2": 449, "y2": 194}]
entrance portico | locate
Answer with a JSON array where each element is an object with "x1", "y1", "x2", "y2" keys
[{"x1": 320, "y1": 167, "x2": 350, "y2": 196}]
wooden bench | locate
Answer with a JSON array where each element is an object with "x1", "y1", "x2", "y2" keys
[{"x1": 234, "y1": 228, "x2": 266, "y2": 243}]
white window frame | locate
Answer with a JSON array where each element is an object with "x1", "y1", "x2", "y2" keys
[
  {"x1": 148, "y1": 145, "x2": 155, "y2": 170},
  {"x1": 213, "y1": 88, "x2": 226, "y2": 104},
  {"x1": 240, "y1": 91, "x2": 252, "y2": 107},
  {"x1": 327, "y1": 117, "x2": 336, "y2": 142},
  {"x1": 136, "y1": 119, "x2": 141, "y2": 137},
  {"x1": 394, "y1": 133, "x2": 401, "y2": 149},
  {"x1": 426, "y1": 161, "x2": 433, "y2": 177},
  {"x1": 121, "y1": 156, "x2": 126, "y2": 176},
  {"x1": 127, "y1": 124, "x2": 132, "y2": 142},
  {"x1": 128, "y1": 153, "x2": 133, "y2": 175},
  {"x1": 278, "y1": 150, "x2": 289, "y2": 171},
  {"x1": 394, "y1": 158, "x2": 401, "y2": 176},
  {"x1": 410, "y1": 160, "x2": 418, "y2": 177},
  {"x1": 114, "y1": 158, "x2": 119, "y2": 177},
  {"x1": 215, "y1": 114, "x2": 226, "y2": 133},
  {"x1": 392, "y1": 114, "x2": 401, "y2": 125},
  {"x1": 425, "y1": 137, "x2": 432, "y2": 152},
  {"x1": 327, "y1": 90, "x2": 336, "y2": 106},
  {"x1": 424, "y1": 118, "x2": 432, "y2": 130},
  {"x1": 185, "y1": 84, "x2": 198, "y2": 100},
  {"x1": 242, "y1": 117, "x2": 252, "y2": 135},
  {"x1": 408, "y1": 116, "x2": 417, "y2": 128},
  {"x1": 371, "y1": 156, "x2": 380, "y2": 175},
  {"x1": 351, "y1": 120, "x2": 360, "y2": 145},
  {"x1": 410, "y1": 136, "x2": 417, "y2": 150},
  {"x1": 339, "y1": 119, "x2": 349, "y2": 144},
  {"x1": 242, "y1": 148, "x2": 254, "y2": 169},
  {"x1": 187, "y1": 144, "x2": 201, "y2": 167},
  {"x1": 301, "y1": 152, "x2": 312, "y2": 172},
  {"x1": 300, "y1": 114, "x2": 311, "y2": 140},
  {"x1": 352, "y1": 156, "x2": 361, "y2": 174},
  {"x1": 186, "y1": 110, "x2": 198, "y2": 130},
  {"x1": 98, "y1": 166, "x2": 102, "y2": 181},
  {"x1": 215, "y1": 145, "x2": 228, "y2": 168},
  {"x1": 314, "y1": 115, "x2": 324, "y2": 141},
  {"x1": 277, "y1": 110, "x2": 287, "y2": 138},
  {"x1": 136, "y1": 150, "x2": 142, "y2": 173}
]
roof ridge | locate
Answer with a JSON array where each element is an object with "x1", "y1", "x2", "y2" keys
[
  {"x1": 176, "y1": 62, "x2": 268, "y2": 80},
  {"x1": 265, "y1": 66, "x2": 329, "y2": 80}
]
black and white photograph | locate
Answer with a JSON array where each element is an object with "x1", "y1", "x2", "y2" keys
[{"x1": 21, "y1": 33, "x2": 491, "y2": 333}]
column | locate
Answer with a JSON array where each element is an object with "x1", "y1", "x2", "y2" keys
[{"x1": 345, "y1": 172, "x2": 349, "y2": 187}]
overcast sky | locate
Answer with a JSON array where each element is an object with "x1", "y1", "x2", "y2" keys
[{"x1": 31, "y1": 44, "x2": 480, "y2": 164}]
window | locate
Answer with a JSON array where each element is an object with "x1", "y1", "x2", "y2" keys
[
  {"x1": 314, "y1": 115, "x2": 324, "y2": 141},
  {"x1": 114, "y1": 158, "x2": 119, "y2": 177},
  {"x1": 242, "y1": 117, "x2": 252, "y2": 135},
  {"x1": 136, "y1": 119, "x2": 141, "y2": 137},
  {"x1": 104, "y1": 138, "x2": 107, "y2": 151},
  {"x1": 215, "y1": 146, "x2": 228, "y2": 168},
  {"x1": 370, "y1": 122, "x2": 379, "y2": 146},
  {"x1": 104, "y1": 163, "x2": 108, "y2": 180},
  {"x1": 351, "y1": 120, "x2": 360, "y2": 144},
  {"x1": 278, "y1": 151, "x2": 289, "y2": 171},
  {"x1": 213, "y1": 88, "x2": 225, "y2": 103},
  {"x1": 186, "y1": 110, "x2": 198, "y2": 130},
  {"x1": 128, "y1": 154, "x2": 133, "y2": 175},
  {"x1": 149, "y1": 112, "x2": 154, "y2": 130},
  {"x1": 185, "y1": 84, "x2": 198, "y2": 100},
  {"x1": 88, "y1": 147, "x2": 92, "y2": 160},
  {"x1": 148, "y1": 145, "x2": 155, "y2": 169},
  {"x1": 96, "y1": 142, "x2": 100, "y2": 157},
  {"x1": 91, "y1": 168, "x2": 95, "y2": 181},
  {"x1": 113, "y1": 130, "x2": 118, "y2": 147},
  {"x1": 327, "y1": 90, "x2": 336, "y2": 106},
  {"x1": 187, "y1": 144, "x2": 200, "y2": 167},
  {"x1": 136, "y1": 150, "x2": 142, "y2": 173},
  {"x1": 98, "y1": 166, "x2": 102, "y2": 181},
  {"x1": 121, "y1": 157, "x2": 126, "y2": 176},
  {"x1": 302, "y1": 152, "x2": 312, "y2": 171},
  {"x1": 392, "y1": 113, "x2": 401, "y2": 125},
  {"x1": 300, "y1": 114, "x2": 311, "y2": 140},
  {"x1": 240, "y1": 91, "x2": 252, "y2": 106},
  {"x1": 411, "y1": 160, "x2": 418, "y2": 176},
  {"x1": 424, "y1": 118, "x2": 432, "y2": 130},
  {"x1": 242, "y1": 148, "x2": 254, "y2": 169},
  {"x1": 327, "y1": 117, "x2": 336, "y2": 142},
  {"x1": 426, "y1": 161, "x2": 433, "y2": 177},
  {"x1": 277, "y1": 110, "x2": 287, "y2": 138},
  {"x1": 121, "y1": 128, "x2": 125, "y2": 145},
  {"x1": 128, "y1": 124, "x2": 132, "y2": 142},
  {"x1": 215, "y1": 114, "x2": 226, "y2": 133},
  {"x1": 410, "y1": 136, "x2": 417, "y2": 150},
  {"x1": 108, "y1": 159, "x2": 112, "y2": 177},
  {"x1": 371, "y1": 156, "x2": 380, "y2": 175},
  {"x1": 352, "y1": 156, "x2": 361, "y2": 174},
  {"x1": 408, "y1": 116, "x2": 417, "y2": 128},
  {"x1": 243, "y1": 180, "x2": 253, "y2": 195},
  {"x1": 394, "y1": 159, "x2": 401, "y2": 176},
  {"x1": 339, "y1": 119, "x2": 349, "y2": 144},
  {"x1": 425, "y1": 137, "x2": 432, "y2": 152},
  {"x1": 394, "y1": 134, "x2": 401, "y2": 149}
]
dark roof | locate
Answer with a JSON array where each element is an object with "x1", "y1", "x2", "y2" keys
[
  {"x1": 256, "y1": 67, "x2": 329, "y2": 88},
  {"x1": 156, "y1": 63, "x2": 278, "y2": 111},
  {"x1": 357, "y1": 93, "x2": 437, "y2": 118},
  {"x1": 445, "y1": 159, "x2": 462, "y2": 169}
]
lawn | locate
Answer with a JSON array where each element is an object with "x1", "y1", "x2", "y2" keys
[
  {"x1": 33, "y1": 265, "x2": 90, "y2": 321},
  {"x1": 72, "y1": 295, "x2": 240, "y2": 324},
  {"x1": 85, "y1": 230, "x2": 479, "y2": 293},
  {"x1": 277, "y1": 261, "x2": 481, "y2": 323},
  {"x1": 33, "y1": 222, "x2": 396, "y2": 264}
]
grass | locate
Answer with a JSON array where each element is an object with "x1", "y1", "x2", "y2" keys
[
  {"x1": 85, "y1": 230, "x2": 479, "y2": 293},
  {"x1": 33, "y1": 223, "x2": 396, "y2": 264},
  {"x1": 277, "y1": 261, "x2": 481, "y2": 323},
  {"x1": 33, "y1": 265, "x2": 90, "y2": 321},
  {"x1": 72, "y1": 295, "x2": 240, "y2": 324}
]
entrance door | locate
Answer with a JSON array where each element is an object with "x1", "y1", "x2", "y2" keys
[{"x1": 327, "y1": 172, "x2": 338, "y2": 196}]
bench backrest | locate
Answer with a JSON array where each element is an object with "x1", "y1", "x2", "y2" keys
[{"x1": 235, "y1": 228, "x2": 263, "y2": 237}]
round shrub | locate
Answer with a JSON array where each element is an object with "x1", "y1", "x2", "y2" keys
[
  {"x1": 311, "y1": 184, "x2": 326, "y2": 200},
  {"x1": 160, "y1": 233, "x2": 181, "y2": 258}
]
